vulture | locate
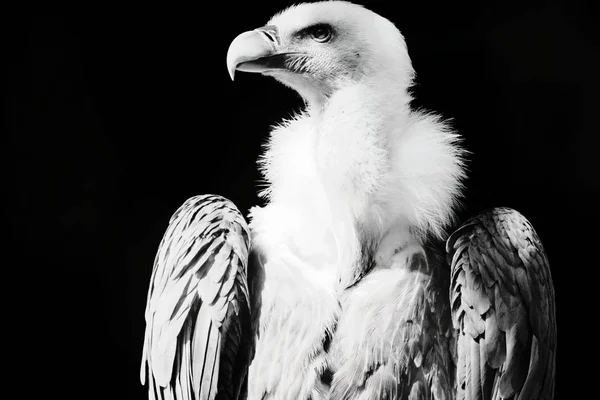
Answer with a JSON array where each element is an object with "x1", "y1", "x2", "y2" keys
[{"x1": 141, "y1": 2, "x2": 556, "y2": 399}]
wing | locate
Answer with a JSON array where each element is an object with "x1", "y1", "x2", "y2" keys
[
  {"x1": 446, "y1": 207, "x2": 556, "y2": 400},
  {"x1": 140, "y1": 194, "x2": 256, "y2": 400}
]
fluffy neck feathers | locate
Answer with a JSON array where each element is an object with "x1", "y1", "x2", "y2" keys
[{"x1": 250, "y1": 81, "x2": 466, "y2": 283}]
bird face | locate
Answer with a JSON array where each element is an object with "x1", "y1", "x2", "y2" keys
[{"x1": 226, "y1": 1, "x2": 413, "y2": 107}]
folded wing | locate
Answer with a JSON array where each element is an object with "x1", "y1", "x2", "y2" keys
[
  {"x1": 447, "y1": 207, "x2": 556, "y2": 400},
  {"x1": 141, "y1": 195, "x2": 254, "y2": 400}
]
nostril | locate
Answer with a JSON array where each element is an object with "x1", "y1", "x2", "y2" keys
[
  {"x1": 257, "y1": 25, "x2": 279, "y2": 45},
  {"x1": 263, "y1": 31, "x2": 276, "y2": 43}
]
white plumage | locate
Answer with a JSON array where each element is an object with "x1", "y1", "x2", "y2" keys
[
  {"x1": 249, "y1": 2, "x2": 465, "y2": 289},
  {"x1": 142, "y1": 2, "x2": 556, "y2": 399}
]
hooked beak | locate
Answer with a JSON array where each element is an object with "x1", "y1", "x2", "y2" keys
[{"x1": 226, "y1": 25, "x2": 301, "y2": 80}]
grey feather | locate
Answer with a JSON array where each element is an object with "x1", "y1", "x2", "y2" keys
[
  {"x1": 447, "y1": 207, "x2": 556, "y2": 400},
  {"x1": 141, "y1": 195, "x2": 255, "y2": 400}
]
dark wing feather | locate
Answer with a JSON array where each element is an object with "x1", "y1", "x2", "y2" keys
[
  {"x1": 446, "y1": 207, "x2": 556, "y2": 400},
  {"x1": 141, "y1": 195, "x2": 255, "y2": 400}
]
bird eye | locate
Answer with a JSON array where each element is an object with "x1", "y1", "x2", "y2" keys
[{"x1": 309, "y1": 24, "x2": 333, "y2": 43}]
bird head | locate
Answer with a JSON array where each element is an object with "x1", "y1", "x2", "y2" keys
[{"x1": 226, "y1": 1, "x2": 414, "y2": 108}]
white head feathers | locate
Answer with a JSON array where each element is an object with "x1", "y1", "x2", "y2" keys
[{"x1": 264, "y1": 1, "x2": 415, "y2": 108}]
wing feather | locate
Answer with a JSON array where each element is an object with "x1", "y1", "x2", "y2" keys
[
  {"x1": 141, "y1": 194, "x2": 255, "y2": 400},
  {"x1": 447, "y1": 207, "x2": 556, "y2": 400}
]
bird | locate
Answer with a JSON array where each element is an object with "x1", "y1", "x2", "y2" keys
[{"x1": 140, "y1": 2, "x2": 556, "y2": 399}]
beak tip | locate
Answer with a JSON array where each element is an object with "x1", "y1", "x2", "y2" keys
[{"x1": 226, "y1": 55, "x2": 237, "y2": 81}]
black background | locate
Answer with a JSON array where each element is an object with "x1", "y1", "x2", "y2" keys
[{"x1": 7, "y1": 1, "x2": 597, "y2": 399}]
